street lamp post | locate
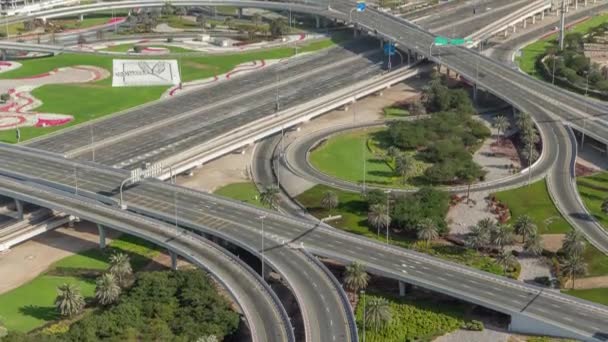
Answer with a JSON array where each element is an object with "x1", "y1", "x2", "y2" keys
[
  {"x1": 581, "y1": 68, "x2": 590, "y2": 148},
  {"x1": 361, "y1": 290, "x2": 366, "y2": 342},
  {"x1": 259, "y1": 215, "x2": 267, "y2": 278},
  {"x1": 385, "y1": 190, "x2": 391, "y2": 244}
]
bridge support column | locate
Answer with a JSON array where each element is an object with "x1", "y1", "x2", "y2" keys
[
  {"x1": 14, "y1": 199, "x2": 23, "y2": 220},
  {"x1": 237, "y1": 8, "x2": 243, "y2": 19},
  {"x1": 97, "y1": 224, "x2": 106, "y2": 249},
  {"x1": 473, "y1": 84, "x2": 478, "y2": 103},
  {"x1": 79, "y1": 14, "x2": 84, "y2": 21},
  {"x1": 523, "y1": 18, "x2": 527, "y2": 29},
  {"x1": 315, "y1": 16, "x2": 321, "y2": 28},
  {"x1": 541, "y1": 10, "x2": 545, "y2": 21},
  {"x1": 504, "y1": 29, "x2": 508, "y2": 37},
  {"x1": 398, "y1": 281, "x2": 411, "y2": 296},
  {"x1": 532, "y1": 15, "x2": 536, "y2": 25},
  {"x1": 581, "y1": 131, "x2": 586, "y2": 148},
  {"x1": 169, "y1": 250, "x2": 178, "y2": 270}
]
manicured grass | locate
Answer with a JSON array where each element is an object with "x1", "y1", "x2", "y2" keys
[
  {"x1": 494, "y1": 179, "x2": 608, "y2": 277},
  {"x1": 0, "y1": 275, "x2": 96, "y2": 332},
  {"x1": 297, "y1": 185, "x2": 514, "y2": 277},
  {"x1": 383, "y1": 107, "x2": 410, "y2": 118},
  {"x1": 0, "y1": 235, "x2": 159, "y2": 332},
  {"x1": 583, "y1": 244, "x2": 608, "y2": 278},
  {"x1": 309, "y1": 129, "x2": 430, "y2": 189},
  {"x1": 577, "y1": 171, "x2": 608, "y2": 230},
  {"x1": 564, "y1": 287, "x2": 608, "y2": 306},
  {"x1": 355, "y1": 292, "x2": 465, "y2": 342},
  {"x1": 214, "y1": 182, "x2": 264, "y2": 208},
  {"x1": 102, "y1": 43, "x2": 198, "y2": 53},
  {"x1": 0, "y1": 35, "x2": 347, "y2": 143},
  {"x1": 494, "y1": 180, "x2": 572, "y2": 234}
]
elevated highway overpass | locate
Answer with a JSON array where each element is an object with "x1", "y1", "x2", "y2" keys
[
  {"x1": 2, "y1": 0, "x2": 608, "y2": 339},
  {"x1": 0, "y1": 143, "x2": 607, "y2": 341},
  {"x1": 0, "y1": 173, "x2": 295, "y2": 342}
]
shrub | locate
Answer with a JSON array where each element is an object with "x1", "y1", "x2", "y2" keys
[
  {"x1": 166, "y1": 36, "x2": 174, "y2": 43},
  {"x1": 133, "y1": 45, "x2": 143, "y2": 53},
  {"x1": 461, "y1": 320, "x2": 484, "y2": 331}
]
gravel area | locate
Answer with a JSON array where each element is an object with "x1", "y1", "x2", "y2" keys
[
  {"x1": 473, "y1": 112, "x2": 519, "y2": 182},
  {"x1": 447, "y1": 191, "x2": 496, "y2": 236},
  {"x1": 434, "y1": 324, "x2": 511, "y2": 342}
]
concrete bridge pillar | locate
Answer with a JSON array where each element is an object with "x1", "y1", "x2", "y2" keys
[
  {"x1": 512, "y1": 25, "x2": 517, "y2": 33},
  {"x1": 14, "y1": 199, "x2": 23, "y2": 220},
  {"x1": 79, "y1": 14, "x2": 84, "y2": 21},
  {"x1": 315, "y1": 15, "x2": 320, "y2": 29},
  {"x1": 532, "y1": 15, "x2": 536, "y2": 25},
  {"x1": 398, "y1": 281, "x2": 412, "y2": 296},
  {"x1": 1, "y1": 49, "x2": 6, "y2": 61},
  {"x1": 97, "y1": 224, "x2": 106, "y2": 249},
  {"x1": 169, "y1": 250, "x2": 178, "y2": 270},
  {"x1": 523, "y1": 18, "x2": 527, "y2": 29},
  {"x1": 541, "y1": 10, "x2": 545, "y2": 21},
  {"x1": 575, "y1": 0, "x2": 578, "y2": 10}
]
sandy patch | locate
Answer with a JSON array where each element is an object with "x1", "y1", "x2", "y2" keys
[
  {"x1": 564, "y1": 275, "x2": 608, "y2": 289},
  {"x1": 541, "y1": 234, "x2": 565, "y2": 253},
  {"x1": 0, "y1": 221, "x2": 118, "y2": 294},
  {"x1": 0, "y1": 61, "x2": 21, "y2": 74},
  {"x1": 447, "y1": 191, "x2": 497, "y2": 236}
]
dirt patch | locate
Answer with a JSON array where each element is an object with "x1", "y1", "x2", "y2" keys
[
  {"x1": 564, "y1": 275, "x2": 608, "y2": 289},
  {"x1": 576, "y1": 162, "x2": 597, "y2": 177},
  {"x1": 0, "y1": 221, "x2": 119, "y2": 294},
  {"x1": 541, "y1": 234, "x2": 565, "y2": 253}
]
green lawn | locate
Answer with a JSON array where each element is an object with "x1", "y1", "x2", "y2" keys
[
  {"x1": 102, "y1": 43, "x2": 198, "y2": 53},
  {"x1": 564, "y1": 288, "x2": 608, "y2": 306},
  {"x1": 383, "y1": 107, "x2": 410, "y2": 118},
  {"x1": 0, "y1": 35, "x2": 347, "y2": 144},
  {"x1": 355, "y1": 292, "x2": 466, "y2": 342},
  {"x1": 297, "y1": 185, "x2": 514, "y2": 277},
  {"x1": 214, "y1": 182, "x2": 264, "y2": 208},
  {"x1": 577, "y1": 171, "x2": 608, "y2": 230},
  {"x1": 494, "y1": 179, "x2": 608, "y2": 278},
  {"x1": 494, "y1": 180, "x2": 571, "y2": 234},
  {"x1": 309, "y1": 129, "x2": 430, "y2": 189},
  {"x1": 0, "y1": 235, "x2": 159, "y2": 332}
]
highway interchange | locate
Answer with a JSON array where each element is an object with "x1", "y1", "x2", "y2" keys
[{"x1": 1, "y1": 0, "x2": 608, "y2": 341}]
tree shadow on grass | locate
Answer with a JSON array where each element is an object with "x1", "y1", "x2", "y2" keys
[{"x1": 19, "y1": 305, "x2": 57, "y2": 322}]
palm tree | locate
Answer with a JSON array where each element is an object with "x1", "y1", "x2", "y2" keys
[
  {"x1": 55, "y1": 283, "x2": 85, "y2": 317},
  {"x1": 560, "y1": 254, "x2": 587, "y2": 289},
  {"x1": 367, "y1": 203, "x2": 390, "y2": 237},
  {"x1": 516, "y1": 112, "x2": 532, "y2": 131},
  {"x1": 252, "y1": 13, "x2": 262, "y2": 27},
  {"x1": 417, "y1": 218, "x2": 439, "y2": 248},
  {"x1": 259, "y1": 185, "x2": 280, "y2": 209},
  {"x1": 95, "y1": 273, "x2": 121, "y2": 306},
  {"x1": 343, "y1": 261, "x2": 369, "y2": 293},
  {"x1": 321, "y1": 191, "x2": 339, "y2": 216},
  {"x1": 496, "y1": 250, "x2": 517, "y2": 275},
  {"x1": 196, "y1": 14, "x2": 206, "y2": 30},
  {"x1": 109, "y1": 252, "x2": 132, "y2": 287},
  {"x1": 521, "y1": 143, "x2": 539, "y2": 164},
  {"x1": 408, "y1": 100, "x2": 425, "y2": 118},
  {"x1": 524, "y1": 233, "x2": 543, "y2": 256},
  {"x1": 395, "y1": 154, "x2": 413, "y2": 184},
  {"x1": 514, "y1": 215, "x2": 537, "y2": 243},
  {"x1": 602, "y1": 198, "x2": 608, "y2": 214},
  {"x1": 492, "y1": 115, "x2": 510, "y2": 142},
  {"x1": 466, "y1": 224, "x2": 491, "y2": 251},
  {"x1": 491, "y1": 224, "x2": 515, "y2": 251},
  {"x1": 365, "y1": 297, "x2": 391, "y2": 333},
  {"x1": 561, "y1": 230, "x2": 586, "y2": 257}
]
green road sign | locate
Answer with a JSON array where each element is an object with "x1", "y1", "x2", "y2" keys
[{"x1": 434, "y1": 36, "x2": 449, "y2": 46}]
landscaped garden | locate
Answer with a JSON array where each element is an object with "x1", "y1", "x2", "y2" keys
[
  {"x1": 309, "y1": 74, "x2": 491, "y2": 188},
  {"x1": 516, "y1": 13, "x2": 608, "y2": 96},
  {"x1": 0, "y1": 33, "x2": 348, "y2": 144},
  {"x1": 101, "y1": 43, "x2": 198, "y2": 53},
  {"x1": 0, "y1": 235, "x2": 159, "y2": 333},
  {"x1": 0, "y1": 233, "x2": 239, "y2": 342},
  {"x1": 296, "y1": 184, "x2": 518, "y2": 278},
  {"x1": 354, "y1": 292, "x2": 467, "y2": 342}
]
